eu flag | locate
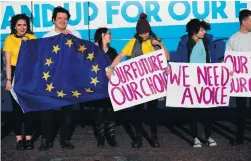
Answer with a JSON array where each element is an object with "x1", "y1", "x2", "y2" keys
[{"x1": 13, "y1": 34, "x2": 111, "y2": 112}]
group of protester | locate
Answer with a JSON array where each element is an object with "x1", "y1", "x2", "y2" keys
[{"x1": 3, "y1": 6, "x2": 251, "y2": 150}]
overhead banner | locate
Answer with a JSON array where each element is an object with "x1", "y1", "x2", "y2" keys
[{"x1": 1, "y1": 1, "x2": 251, "y2": 34}]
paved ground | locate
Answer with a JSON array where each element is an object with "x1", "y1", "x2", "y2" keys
[{"x1": 1, "y1": 110, "x2": 251, "y2": 161}]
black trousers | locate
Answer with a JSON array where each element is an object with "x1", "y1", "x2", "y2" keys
[
  {"x1": 41, "y1": 105, "x2": 72, "y2": 143},
  {"x1": 190, "y1": 109, "x2": 212, "y2": 139},
  {"x1": 11, "y1": 96, "x2": 35, "y2": 136},
  {"x1": 10, "y1": 66, "x2": 34, "y2": 136},
  {"x1": 133, "y1": 99, "x2": 159, "y2": 135},
  {"x1": 235, "y1": 97, "x2": 250, "y2": 140}
]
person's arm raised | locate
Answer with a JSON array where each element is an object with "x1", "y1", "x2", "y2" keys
[{"x1": 106, "y1": 52, "x2": 126, "y2": 80}]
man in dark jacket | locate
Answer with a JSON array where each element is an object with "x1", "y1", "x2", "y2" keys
[{"x1": 175, "y1": 18, "x2": 218, "y2": 148}]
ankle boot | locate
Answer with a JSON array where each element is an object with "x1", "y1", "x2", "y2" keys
[
  {"x1": 95, "y1": 121, "x2": 105, "y2": 147},
  {"x1": 105, "y1": 121, "x2": 118, "y2": 147},
  {"x1": 16, "y1": 140, "x2": 25, "y2": 150},
  {"x1": 60, "y1": 140, "x2": 74, "y2": 149},
  {"x1": 132, "y1": 134, "x2": 142, "y2": 148},
  {"x1": 39, "y1": 139, "x2": 53, "y2": 151},
  {"x1": 25, "y1": 140, "x2": 34, "y2": 150},
  {"x1": 150, "y1": 133, "x2": 160, "y2": 148},
  {"x1": 97, "y1": 136, "x2": 105, "y2": 147}
]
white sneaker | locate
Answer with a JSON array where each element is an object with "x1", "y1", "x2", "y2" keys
[
  {"x1": 193, "y1": 138, "x2": 202, "y2": 148},
  {"x1": 206, "y1": 137, "x2": 217, "y2": 147}
]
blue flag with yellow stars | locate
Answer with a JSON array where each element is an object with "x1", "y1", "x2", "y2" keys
[{"x1": 13, "y1": 33, "x2": 111, "y2": 112}]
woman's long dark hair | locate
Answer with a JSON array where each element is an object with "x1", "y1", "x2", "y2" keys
[
  {"x1": 10, "y1": 14, "x2": 33, "y2": 35},
  {"x1": 134, "y1": 30, "x2": 159, "y2": 43},
  {"x1": 94, "y1": 27, "x2": 110, "y2": 50}
]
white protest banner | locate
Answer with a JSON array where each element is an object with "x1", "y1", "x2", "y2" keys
[
  {"x1": 109, "y1": 49, "x2": 168, "y2": 111},
  {"x1": 166, "y1": 63, "x2": 231, "y2": 108},
  {"x1": 224, "y1": 51, "x2": 251, "y2": 97}
]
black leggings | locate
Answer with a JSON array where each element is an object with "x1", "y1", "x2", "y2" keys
[
  {"x1": 133, "y1": 99, "x2": 159, "y2": 135},
  {"x1": 10, "y1": 66, "x2": 34, "y2": 136},
  {"x1": 190, "y1": 109, "x2": 212, "y2": 139},
  {"x1": 190, "y1": 119, "x2": 212, "y2": 139},
  {"x1": 91, "y1": 99, "x2": 116, "y2": 137}
]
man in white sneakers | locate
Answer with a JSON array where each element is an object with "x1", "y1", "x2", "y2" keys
[{"x1": 175, "y1": 18, "x2": 218, "y2": 148}]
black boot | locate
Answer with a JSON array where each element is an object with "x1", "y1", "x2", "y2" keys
[
  {"x1": 95, "y1": 121, "x2": 105, "y2": 147},
  {"x1": 25, "y1": 140, "x2": 34, "y2": 150},
  {"x1": 230, "y1": 138, "x2": 244, "y2": 146},
  {"x1": 150, "y1": 133, "x2": 160, "y2": 148},
  {"x1": 97, "y1": 136, "x2": 105, "y2": 148},
  {"x1": 39, "y1": 139, "x2": 53, "y2": 151},
  {"x1": 105, "y1": 121, "x2": 119, "y2": 147},
  {"x1": 132, "y1": 134, "x2": 142, "y2": 148},
  {"x1": 16, "y1": 140, "x2": 25, "y2": 150},
  {"x1": 60, "y1": 140, "x2": 74, "y2": 149}
]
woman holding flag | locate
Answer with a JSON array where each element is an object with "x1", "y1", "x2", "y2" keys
[{"x1": 3, "y1": 14, "x2": 36, "y2": 150}]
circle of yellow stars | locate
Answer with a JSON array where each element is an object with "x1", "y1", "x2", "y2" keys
[{"x1": 42, "y1": 38, "x2": 101, "y2": 98}]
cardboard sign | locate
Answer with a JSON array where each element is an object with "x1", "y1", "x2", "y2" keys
[
  {"x1": 166, "y1": 63, "x2": 231, "y2": 107},
  {"x1": 109, "y1": 49, "x2": 167, "y2": 111}
]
